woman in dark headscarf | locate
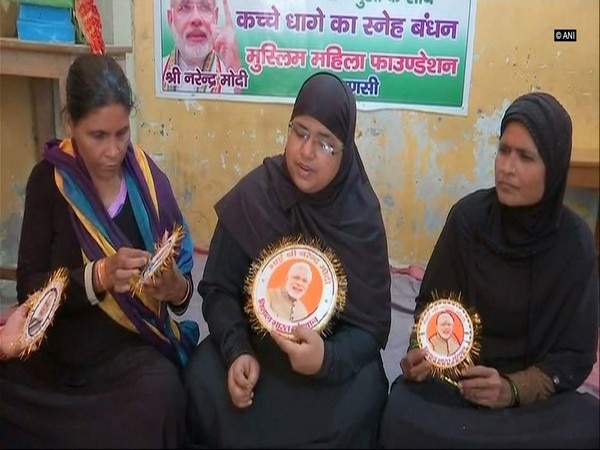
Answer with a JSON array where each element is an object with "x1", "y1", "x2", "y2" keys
[
  {"x1": 379, "y1": 92, "x2": 599, "y2": 448},
  {"x1": 184, "y1": 72, "x2": 391, "y2": 448}
]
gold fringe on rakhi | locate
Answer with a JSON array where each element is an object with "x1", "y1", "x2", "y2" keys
[
  {"x1": 413, "y1": 291, "x2": 482, "y2": 387},
  {"x1": 20, "y1": 267, "x2": 69, "y2": 358},
  {"x1": 131, "y1": 224, "x2": 184, "y2": 296},
  {"x1": 243, "y1": 234, "x2": 347, "y2": 338}
]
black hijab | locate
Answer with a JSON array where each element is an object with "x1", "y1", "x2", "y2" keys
[
  {"x1": 416, "y1": 92, "x2": 597, "y2": 390},
  {"x1": 483, "y1": 92, "x2": 573, "y2": 258},
  {"x1": 216, "y1": 72, "x2": 391, "y2": 348}
]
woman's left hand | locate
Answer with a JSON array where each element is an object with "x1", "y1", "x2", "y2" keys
[
  {"x1": 458, "y1": 365, "x2": 514, "y2": 409},
  {"x1": 143, "y1": 262, "x2": 188, "y2": 305},
  {"x1": 270, "y1": 325, "x2": 324, "y2": 375}
]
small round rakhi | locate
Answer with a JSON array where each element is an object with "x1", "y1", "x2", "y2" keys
[
  {"x1": 414, "y1": 295, "x2": 481, "y2": 386},
  {"x1": 21, "y1": 267, "x2": 69, "y2": 357},
  {"x1": 132, "y1": 225, "x2": 184, "y2": 296},
  {"x1": 244, "y1": 236, "x2": 347, "y2": 339}
]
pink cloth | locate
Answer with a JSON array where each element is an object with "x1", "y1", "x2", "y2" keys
[
  {"x1": 106, "y1": 177, "x2": 127, "y2": 219},
  {"x1": 390, "y1": 264, "x2": 425, "y2": 281},
  {"x1": 581, "y1": 337, "x2": 600, "y2": 399}
]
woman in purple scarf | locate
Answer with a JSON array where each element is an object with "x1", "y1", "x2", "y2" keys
[{"x1": 0, "y1": 54, "x2": 198, "y2": 448}]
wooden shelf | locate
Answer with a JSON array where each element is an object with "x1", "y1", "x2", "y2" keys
[
  {"x1": 0, "y1": 37, "x2": 131, "y2": 94},
  {"x1": 566, "y1": 158, "x2": 600, "y2": 258},
  {"x1": 0, "y1": 36, "x2": 130, "y2": 53},
  {"x1": 0, "y1": 37, "x2": 132, "y2": 153},
  {"x1": 567, "y1": 160, "x2": 599, "y2": 189}
]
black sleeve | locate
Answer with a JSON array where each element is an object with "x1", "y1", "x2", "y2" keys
[
  {"x1": 537, "y1": 230, "x2": 600, "y2": 392},
  {"x1": 314, "y1": 323, "x2": 381, "y2": 385},
  {"x1": 198, "y1": 221, "x2": 254, "y2": 368},
  {"x1": 16, "y1": 161, "x2": 89, "y2": 311}
]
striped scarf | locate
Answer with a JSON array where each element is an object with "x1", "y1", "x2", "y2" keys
[{"x1": 44, "y1": 138, "x2": 199, "y2": 367}]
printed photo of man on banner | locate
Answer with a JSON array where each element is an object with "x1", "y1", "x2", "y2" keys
[{"x1": 159, "y1": 0, "x2": 247, "y2": 95}]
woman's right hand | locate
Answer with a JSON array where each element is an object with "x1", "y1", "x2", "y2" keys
[
  {"x1": 96, "y1": 247, "x2": 151, "y2": 293},
  {"x1": 227, "y1": 354, "x2": 260, "y2": 409},
  {"x1": 400, "y1": 347, "x2": 432, "y2": 382},
  {"x1": 0, "y1": 304, "x2": 30, "y2": 359}
]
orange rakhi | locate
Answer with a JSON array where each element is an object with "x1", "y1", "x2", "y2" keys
[
  {"x1": 413, "y1": 294, "x2": 482, "y2": 386},
  {"x1": 244, "y1": 235, "x2": 347, "y2": 339},
  {"x1": 74, "y1": 0, "x2": 105, "y2": 55}
]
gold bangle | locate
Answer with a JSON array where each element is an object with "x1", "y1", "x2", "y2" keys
[
  {"x1": 171, "y1": 277, "x2": 191, "y2": 307},
  {"x1": 508, "y1": 378, "x2": 520, "y2": 407},
  {"x1": 95, "y1": 258, "x2": 107, "y2": 292}
]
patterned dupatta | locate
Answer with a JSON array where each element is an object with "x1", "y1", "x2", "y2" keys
[{"x1": 43, "y1": 138, "x2": 199, "y2": 367}]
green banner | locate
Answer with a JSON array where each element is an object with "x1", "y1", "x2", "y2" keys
[{"x1": 155, "y1": 0, "x2": 477, "y2": 115}]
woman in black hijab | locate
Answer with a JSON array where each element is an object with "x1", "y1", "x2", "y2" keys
[
  {"x1": 379, "y1": 92, "x2": 599, "y2": 448},
  {"x1": 184, "y1": 72, "x2": 391, "y2": 448}
]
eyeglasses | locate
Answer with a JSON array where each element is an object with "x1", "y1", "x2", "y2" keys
[{"x1": 288, "y1": 122, "x2": 343, "y2": 156}]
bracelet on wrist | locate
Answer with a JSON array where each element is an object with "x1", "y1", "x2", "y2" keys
[
  {"x1": 501, "y1": 374, "x2": 520, "y2": 407},
  {"x1": 508, "y1": 377, "x2": 520, "y2": 407},
  {"x1": 95, "y1": 258, "x2": 108, "y2": 292},
  {"x1": 170, "y1": 276, "x2": 192, "y2": 307}
]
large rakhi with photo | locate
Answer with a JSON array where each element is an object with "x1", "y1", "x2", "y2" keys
[
  {"x1": 414, "y1": 293, "x2": 481, "y2": 386},
  {"x1": 19, "y1": 267, "x2": 69, "y2": 357},
  {"x1": 244, "y1": 236, "x2": 347, "y2": 339}
]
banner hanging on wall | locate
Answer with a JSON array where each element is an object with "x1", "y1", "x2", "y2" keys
[{"x1": 154, "y1": 0, "x2": 477, "y2": 115}]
